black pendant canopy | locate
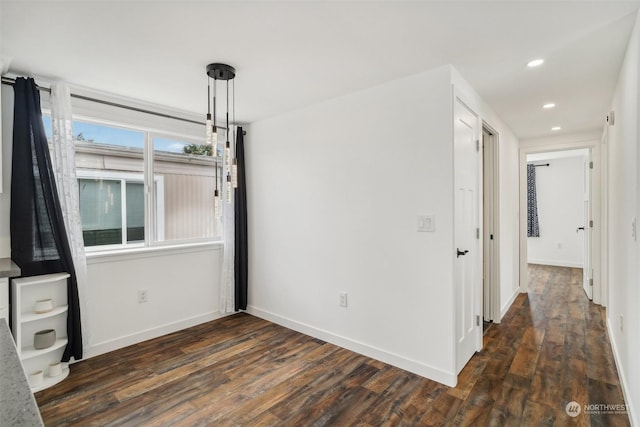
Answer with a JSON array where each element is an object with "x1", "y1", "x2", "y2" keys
[{"x1": 207, "y1": 63, "x2": 236, "y2": 81}]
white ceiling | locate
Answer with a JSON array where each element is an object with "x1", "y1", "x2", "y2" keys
[{"x1": 1, "y1": 1, "x2": 639, "y2": 139}]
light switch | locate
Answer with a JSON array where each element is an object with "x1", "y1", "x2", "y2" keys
[{"x1": 417, "y1": 215, "x2": 435, "y2": 232}]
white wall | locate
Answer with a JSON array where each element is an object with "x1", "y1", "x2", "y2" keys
[
  {"x1": 498, "y1": 131, "x2": 522, "y2": 316},
  {"x1": 246, "y1": 65, "x2": 520, "y2": 386},
  {"x1": 85, "y1": 246, "x2": 223, "y2": 357},
  {"x1": 247, "y1": 65, "x2": 457, "y2": 385},
  {"x1": 1, "y1": 86, "x2": 225, "y2": 359},
  {"x1": 527, "y1": 154, "x2": 586, "y2": 268},
  {"x1": 1, "y1": 87, "x2": 13, "y2": 257},
  {"x1": 606, "y1": 9, "x2": 640, "y2": 425}
]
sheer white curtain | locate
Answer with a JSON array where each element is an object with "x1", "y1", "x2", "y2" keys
[
  {"x1": 50, "y1": 83, "x2": 90, "y2": 353},
  {"x1": 219, "y1": 130, "x2": 235, "y2": 314}
]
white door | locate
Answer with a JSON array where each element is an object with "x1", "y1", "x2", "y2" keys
[
  {"x1": 583, "y1": 153, "x2": 593, "y2": 299},
  {"x1": 454, "y1": 98, "x2": 481, "y2": 373}
]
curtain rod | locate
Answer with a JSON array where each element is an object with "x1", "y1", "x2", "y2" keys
[
  {"x1": 2, "y1": 76, "x2": 245, "y2": 135},
  {"x1": 528, "y1": 163, "x2": 550, "y2": 167}
]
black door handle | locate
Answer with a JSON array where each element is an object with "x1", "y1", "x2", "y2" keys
[
  {"x1": 577, "y1": 227, "x2": 585, "y2": 233},
  {"x1": 457, "y1": 249, "x2": 469, "y2": 258}
]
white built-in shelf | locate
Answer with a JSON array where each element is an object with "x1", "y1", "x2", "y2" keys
[
  {"x1": 11, "y1": 272, "x2": 71, "y2": 392},
  {"x1": 31, "y1": 367, "x2": 70, "y2": 394},
  {"x1": 21, "y1": 338, "x2": 68, "y2": 360},
  {"x1": 21, "y1": 306, "x2": 69, "y2": 323},
  {"x1": 16, "y1": 272, "x2": 70, "y2": 287}
]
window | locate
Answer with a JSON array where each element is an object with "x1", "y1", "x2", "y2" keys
[
  {"x1": 43, "y1": 115, "x2": 220, "y2": 251},
  {"x1": 76, "y1": 172, "x2": 149, "y2": 247},
  {"x1": 152, "y1": 136, "x2": 217, "y2": 243}
]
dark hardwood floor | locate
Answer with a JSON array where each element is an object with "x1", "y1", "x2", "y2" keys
[{"x1": 35, "y1": 265, "x2": 630, "y2": 426}]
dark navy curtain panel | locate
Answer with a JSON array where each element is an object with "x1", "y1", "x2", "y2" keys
[
  {"x1": 11, "y1": 77, "x2": 83, "y2": 361},
  {"x1": 234, "y1": 127, "x2": 248, "y2": 311},
  {"x1": 527, "y1": 164, "x2": 540, "y2": 238}
]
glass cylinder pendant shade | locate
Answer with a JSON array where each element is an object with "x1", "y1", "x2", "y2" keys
[
  {"x1": 214, "y1": 189, "x2": 221, "y2": 218},
  {"x1": 226, "y1": 173, "x2": 232, "y2": 204},
  {"x1": 232, "y1": 158, "x2": 238, "y2": 188},
  {"x1": 206, "y1": 114, "x2": 213, "y2": 144},
  {"x1": 211, "y1": 126, "x2": 218, "y2": 152},
  {"x1": 225, "y1": 141, "x2": 231, "y2": 173}
]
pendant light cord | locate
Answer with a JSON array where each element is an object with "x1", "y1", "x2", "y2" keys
[
  {"x1": 213, "y1": 77, "x2": 217, "y2": 129},
  {"x1": 207, "y1": 78, "x2": 211, "y2": 115},
  {"x1": 226, "y1": 79, "x2": 229, "y2": 142}
]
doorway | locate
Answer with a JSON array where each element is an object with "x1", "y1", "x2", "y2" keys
[
  {"x1": 482, "y1": 126, "x2": 500, "y2": 324},
  {"x1": 519, "y1": 141, "x2": 602, "y2": 305},
  {"x1": 526, "y1": 149, "x2": 591, "y2": 296}
]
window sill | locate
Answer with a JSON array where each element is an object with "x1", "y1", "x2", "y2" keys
[{"x1": 85, "y1": 241, "x2": 223, "y2": 264}]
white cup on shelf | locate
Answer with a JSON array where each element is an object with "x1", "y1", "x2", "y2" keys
[
  {"x1": 34, "y1": 299, "x2": 54, "y2": 314},
  {"x1": 48, "y1": 362, "x2": 63, "y2": 377},
  {"x1": 28, "y1": 370, "x2": 43, "y2": 387}
]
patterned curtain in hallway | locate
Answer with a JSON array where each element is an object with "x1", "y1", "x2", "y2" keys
[{"x1": 527, "y1": 164, "x2": 540, "y2": 237}]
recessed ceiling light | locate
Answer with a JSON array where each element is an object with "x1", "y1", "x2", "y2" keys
[
  {"x1": 543, "y1": 103, "x2": 556, "y2": 109},
  {"x1": 551, "y1": 126, "x2": 561, "y2": 131},
  {"x1": 527, "y1": 59, "x2": 544, "y2": 68}
]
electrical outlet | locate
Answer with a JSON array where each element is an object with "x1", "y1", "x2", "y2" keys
[
  {"x1": 620, "y1": 314, "x2": 624, "y2": 333},
  {"x1": 138, "y1": 289, "x2": 148, "y2": 303},
  {"x1": 339, "y1": 292, "x2": 348, "y2": 308}
]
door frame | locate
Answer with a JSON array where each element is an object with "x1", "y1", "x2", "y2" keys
[
  {"x1": 482, "y1": 124, "x2": 501, "y2": 323},
  {"x1": 599, "y1": 126, "x2": 609, "y2": 307},
  {"x1": 518, "y1": 137, "x2": 603, "y2": 305},
  {"x1": 583, "y1": 152, "x2": 593, "y2": 299}
]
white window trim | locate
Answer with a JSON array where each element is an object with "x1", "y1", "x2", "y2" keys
[{"x1": 86, "y1": 241, "x2": 223, "y2": 264}]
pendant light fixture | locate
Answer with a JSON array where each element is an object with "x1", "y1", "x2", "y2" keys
[
  {"x1": 206, "y1": 63, "x2": 236, "y2": 212},
  {"x1": 206, "y1": 64, "x2": 233, "y2": 152}
]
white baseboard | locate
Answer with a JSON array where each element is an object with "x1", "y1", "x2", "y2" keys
[
  {"x1": 500, "y1": 289, "x2": 520, "y2": 320},
  {"x1": 84, "y1": 311, "x2": 231, "y2": 360},
  {"x1": 606, "y1": 319, "x2": 638, "y2": 426},
  {"x1": 246, "y1": 305, "x2": 457, "y2": 387},
  {"x1": 527, "y1": 259, "x2": 583, "y2": 268}
]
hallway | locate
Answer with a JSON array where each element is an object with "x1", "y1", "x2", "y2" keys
[{"x1": 467, "y1": 264, "x2": 629, "y2": 425}]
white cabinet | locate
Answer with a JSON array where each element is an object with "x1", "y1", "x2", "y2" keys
[
  {"x1": 0, "y1": 278, "x2": 8, "y2": 320},
  {"x1": 11, "y1": 272, "x2": 70, "y2": 392},
  {"x1": 1, "y1": 258, "x2": 22, "y2": 320}
]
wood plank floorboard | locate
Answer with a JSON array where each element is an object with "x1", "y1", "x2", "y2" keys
[{"x1": 35, "y1": 265, "x2": 630, "y2": 426}]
